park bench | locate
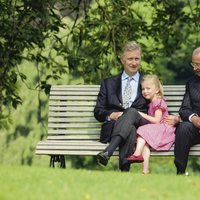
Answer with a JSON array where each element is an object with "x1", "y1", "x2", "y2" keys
[{"x1": 35, "y1": 85, "x2": 200, "y2": 168}]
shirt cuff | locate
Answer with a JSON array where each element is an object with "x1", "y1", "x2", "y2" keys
[
  {"x1": 106, "y1": 116, "x2": 111, "y2": 121},
  {"x1": 189, "y1": 113, "x2": 199, "y2": 122}
]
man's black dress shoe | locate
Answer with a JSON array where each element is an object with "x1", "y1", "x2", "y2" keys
[
  {"x1": 97, "y1": 151, "x2": 110, "y2": 166},
  {"x1": 120, "y1": 163, "x2": 130, "y2": 172},
  {"x1": 174, "y1": 160, "x2": 185, "y2": 175}
]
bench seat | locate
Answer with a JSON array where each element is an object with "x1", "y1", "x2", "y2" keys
[{"x1": 36, "y1": 141, "x2": 200, "y2": 156}]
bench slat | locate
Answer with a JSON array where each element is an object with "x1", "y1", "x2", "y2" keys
[
  {"x1": 47, "y1": 135, "x2": 100, "y2": 140},
  {"x1": 49, "y1": 107, "x2": 95, "y2": 112},
  {"x1": 48, "y1": 123, "x2": 101, "y2": 128},
  {"x1": 49, "y1": 96, "x2": 97, "y2": 101},
  {"x1": 35, "y1": 149, "x2": 200, "y2": 156},
  {"x1": 35, "y1": 144, "x2": 200, "y2": 151},
  {"x1": 48, "y1": 106, "x2": 180, "y2": 112},
  {"x1": 48, "y1": 117, "x2": 97, "y2": 123},
  {"x1": 50, "y1": 91, "x2": 99, "y2": 95},
  {"x1": 49, "y1": 101, "x2": 96, "y2": 106},
  {"x1": 48, "y1": 129, "x2": 100, "y2": 135},
  {"x1": 35, "y1": 150, "x2": 113, "y2": 155},
  {"x1": 48, "y1": 112, "x2": 94, "y2": 117}
]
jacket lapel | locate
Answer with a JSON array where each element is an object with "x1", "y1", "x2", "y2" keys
[
  {"x1": 114, "y1": 73, "x2": 123, "y2": 103},
  {"x1": 134, "y1": 73, "x2": 143, "y2": 100}
]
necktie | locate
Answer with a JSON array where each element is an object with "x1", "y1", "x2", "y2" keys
[{"x1": 123, "y1": 77, "x2": 132, "y2": 109}]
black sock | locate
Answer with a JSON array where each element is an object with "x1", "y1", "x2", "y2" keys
[{"x1": 105, "y1": 136, "x2": 122, "y2": 157}]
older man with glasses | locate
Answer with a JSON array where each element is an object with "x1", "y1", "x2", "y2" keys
[{"x1": 174, "y1": 47, "x2": 200, "y2": 175}]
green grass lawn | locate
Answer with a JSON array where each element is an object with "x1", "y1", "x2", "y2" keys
[{"x1": 0, "y1": 164, "x2": 200, "y2": 200}]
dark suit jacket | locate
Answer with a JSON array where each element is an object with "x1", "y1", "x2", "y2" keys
[
  {"x1": 179, "y1": 75, "x2": 200, "y2": 121},
  {"x1": 94, "y1": 72, "x2": 148, "y2": 143}
]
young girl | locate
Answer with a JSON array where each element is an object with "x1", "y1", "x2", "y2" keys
[{"x1": 126, "y1": 75, "x2": 176, "y2": 174}]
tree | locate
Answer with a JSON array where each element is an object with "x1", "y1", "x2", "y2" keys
[{"x1": 0, "y1": 0, "x2": 66, "y2": 127}]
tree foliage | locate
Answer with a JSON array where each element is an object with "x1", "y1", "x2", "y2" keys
[
  {"x1": 67, "y1": 0, "x2": 199, "y2": 84},
  {"x1": 0, "y1": 0, "x2": 65, "y2": 127}
]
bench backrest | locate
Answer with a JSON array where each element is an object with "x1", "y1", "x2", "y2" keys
[{"x1": 47, "y1": 85, "x2": 185, "y2": 141}]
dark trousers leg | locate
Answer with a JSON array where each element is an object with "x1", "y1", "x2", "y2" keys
[
  {"x1": 119, "y1": 125, "x2": 137, "y2": 170},
  {"x1": 174, "y1": 122, "x2": 200, "y2": 174},
  {"x1": 111, "y1": 108, "x2": 148, "y2": 170},
  {"x1": 105, "y1": 135, "x2": 122, "y2": 157},
  {"x1": 112, "y1": 108, "x2": 148, "y2": 139}
]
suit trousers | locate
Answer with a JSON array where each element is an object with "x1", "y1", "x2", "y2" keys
[
  {"x1": 174, "y1": 121, "x2": 200, "y2": 173},
  {"x1": 111, "y1": 108, "x2": 149, "y2": 169}
]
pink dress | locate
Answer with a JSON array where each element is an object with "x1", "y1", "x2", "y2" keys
[{"x1": 137, "y1": 98, "x2": 175, "y2": 151}]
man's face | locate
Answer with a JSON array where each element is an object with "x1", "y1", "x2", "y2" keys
[
  {"x1": 191, "y1": 53, "x2": 200, "y2": 77},
  {"x1": 120, "y1": 50, "x2": 141, "y2": 76}
]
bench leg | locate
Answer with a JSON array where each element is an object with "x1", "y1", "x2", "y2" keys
[
  {"x1": 50, "y1": 155, "x2": 55, "y2": 168},
  {"x1": 60, "y1": 155, "x2": 66, "y2": 168},
  {"x1": 49, "y1": 155, "x2": 65, "y2": 168}
]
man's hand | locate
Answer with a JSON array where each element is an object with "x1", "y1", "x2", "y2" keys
[
  {"x1": 191, "y1": 116, "x2": 200, "y2": 129},
  {"x1": 164, "y1": 115, "x2": 180, "y2": 126},
  {"x1": 109, "y1": 112, "x2": 123, "y2": 121}
]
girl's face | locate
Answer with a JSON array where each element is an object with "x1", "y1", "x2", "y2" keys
[{"x1": 141, "y1": 80, "x2": 159, "y2": 101}]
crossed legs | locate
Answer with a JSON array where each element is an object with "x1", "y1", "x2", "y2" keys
[{"x1": 97, "y1": 108, "x2": 148, "y2": 171}]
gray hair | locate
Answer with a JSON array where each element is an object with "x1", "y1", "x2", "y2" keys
[
  {"x1": 193, "y1": 47, "x2": 200, "y2": 56},
  {"x1": 121, "y1": 41, "x2": 142, "y2": 56}
]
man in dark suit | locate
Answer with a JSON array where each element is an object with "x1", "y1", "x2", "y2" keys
[
  {"x1": 94, "y1": 41, "x2": 179, "y2": 171},
  {"x1": 174, "y1": 47, "x2": 200, "y2": 175}
]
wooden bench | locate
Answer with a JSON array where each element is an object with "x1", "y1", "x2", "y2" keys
[{"x1": 35, "y1": 85, "x2": 200, "y2": 168}]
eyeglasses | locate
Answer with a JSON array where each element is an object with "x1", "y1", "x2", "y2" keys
[{"x1": 190, "y1": 62, "x2": 200, "y2": 68}]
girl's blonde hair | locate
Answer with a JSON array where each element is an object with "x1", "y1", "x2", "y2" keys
[{"x1": 141, "y1": 74, "x2": 164, "y2": 98}]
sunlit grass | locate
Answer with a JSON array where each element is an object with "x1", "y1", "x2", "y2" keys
[{"x1": 0, "y1": 164, "x2": 200, "y2": 200}]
